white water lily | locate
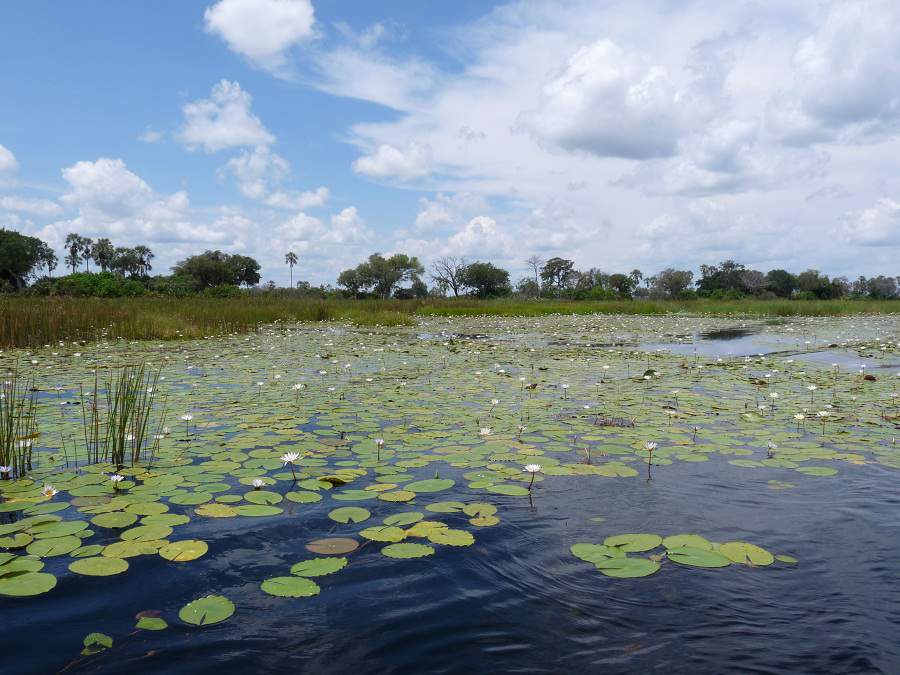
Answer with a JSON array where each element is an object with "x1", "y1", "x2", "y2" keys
[
  {"x1": 41, "y1": 484, "x2": 58, "y2": 498},
  {"x1": 281, "y1": 452, "x2": 300, "y2": 465},
  {"x1": 180, "y1": 414, "x2": 193, "y2": 422},
  {"x1": 479, "y1": 427, "x2": 492, "y2": 436},
  {"x1": 645, "y1": 442, "x2": 658, "y2": 452},
  {"x1": 109, "y1": 474, "x2": 124, "y2": 483},
  {"x1": 251, "y1": 478, "x2": 264, "y2": 489},
  {"x1": 523, "y1": 464, "x2": 542, "y2": 473}
]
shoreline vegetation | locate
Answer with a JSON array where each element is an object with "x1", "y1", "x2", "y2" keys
[{"x1": 1, "y1": 295, "x2": 898, "y2": 348}]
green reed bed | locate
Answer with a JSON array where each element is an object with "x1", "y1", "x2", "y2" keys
[{"x1": 0, "y1": 296, "x2": 896, "y2": 347}]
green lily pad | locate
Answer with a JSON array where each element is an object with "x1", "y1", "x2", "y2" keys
[
  {"x1": 328, "y1": 507, "x2": 370, "y2": 524},
  {"x1": 427, "y1": 528, "x2": 474, "y2": 546},
  {"x1": 571, "y1": 543, "x2": 626, "y2": 563},
  {"x1": 290, "y1": 557, "x2": 348, "y2": 577},
  {"x1": 603, "y1": 533, "x2": 663, "y2": 553},
  {"x1": 718, "y1": 541, "x2": 775, "y2": 566},
  {"x1": 179, "y1": 594, "x2": 235, "y2": 626},
  {"x1": 136, "y1": 616, "x2": 168, "y2": 631},
  {"x1": 595, "y1": 557, "x2": 660, "y2": 578},
  {"x1": 667, "y1": 546, "x2": 732, "y2": 568},
  {"x1": 69, "y1": 556, "x2": 130, "y2": 576},
  {"x1": 159, "y1": 539, "x2": 208, "y2": 562},
  {"x1": 0, "y1": 571, "x2": 57, "y2": 596},
  {"x1": 382, "y1": 543, "x2": 435, "y2": 558},
  {"x1": 91, "y1": 512, "x2": 139, "y2": 529},
  {"x1": 261, "y1": 576, "x2": 320, "y2": 598}
]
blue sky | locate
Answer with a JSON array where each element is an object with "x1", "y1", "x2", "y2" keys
[{"x1": 1, "y1": 0, "x2": 899, "y2": 285}]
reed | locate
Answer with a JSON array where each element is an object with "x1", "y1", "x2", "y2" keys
[
  {"x1": 0, "y1": 367, "x2": 38, "y2": 478},
  {"x1": 0, "y1": 296, "x2": 897, "y2": 347},
  {"x1": 79, "y1": 364, "x2": 164, "y2": 468}
]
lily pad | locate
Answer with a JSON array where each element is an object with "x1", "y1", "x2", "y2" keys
[
  {"x1": 179, "y1": 594, "x2": 235, "y2": 626},
  {"x1": 159, "y1": 539, "x2": 209, "y2": 562},
  {"x1": 261, "y1": 576, "x2": 320, "y2": 598},
  {"x1": 328, "y1": 507, "x2": 370, "y2": 524},
  {"x1": 290, "y1": 557, "x2": 348, "y2": 577},
  {"x1": 69, "y1": 556, "x2": 130, "y2": 576},
  {"x1": 382, "y1": 543, "x2": 435, "y2": 559}
]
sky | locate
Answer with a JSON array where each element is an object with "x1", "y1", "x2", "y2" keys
[{"x1": 1, "y1": 0, "x2": 899, "y2": 286}]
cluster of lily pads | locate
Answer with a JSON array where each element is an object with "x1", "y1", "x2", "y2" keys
[
  {"x1": 571, "y1": 533, "x2": 797, "y2": 578},
  {"x1": 0, "y1": 313, "x2": 896, "y2": 662}
]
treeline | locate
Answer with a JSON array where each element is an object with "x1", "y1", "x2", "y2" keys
[{"x1": 1, "y1": 228, "x2": 897, "y2": 300}]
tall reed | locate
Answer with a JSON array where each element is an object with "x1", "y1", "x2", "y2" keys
[
  {"x1": 0, "y1": 368, "x2": 38, "y2": 478},
  {"x1": 80, "y1": 364, "x2": 163, "y2": 468}
]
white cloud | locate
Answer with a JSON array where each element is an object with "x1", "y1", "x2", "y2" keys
[
  {"x1": 139, "y1": 128, "x2": 163, "y2": 143},
  {"x1": 414, "y1": 192, "x2": 488, "y2": 231},
  {"x1": 0, "y1": 144, "x2": 18, "y2": 182},
  {"x1": 841, "y1": 198, "x2": 900, "y2": 245},
  {"x1": 446, "y1": 216, "x2": 512, "y2": 258},
  {"x1": 204, "y1": 0, "x2": 315, "y2": 73},
  {"x1": 221, "y1": 146, "x2": 290, "y2": 199},
  {"x1": 352, "y1": 142, "x2": 431, "y2": 180},
  {"x1": 0, "y1": 196, "x2": 62, "y2": 217},
  {"x1": 520, "y1": 39, "x2": 688, "y2": 160},
  {"x1": 55, "y1": 158, "x2": 229, "y2": 245},
  {"x1": 767, "y1": 0, "x2": 900, "y2": 145},
  {"x1": 178, "y1": 80, "x2": 274, "y2": 152},
  {"x1": 265, "y1": 186, "x2": 329, "y2": 210}
]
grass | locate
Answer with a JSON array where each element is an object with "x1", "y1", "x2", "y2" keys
[{"x1": 0, "y1": 295, "x2": 897, "y2": 348}]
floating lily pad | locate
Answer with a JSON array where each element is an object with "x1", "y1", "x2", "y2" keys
[
  {"x1": 261, "y1": 576, "x2": 320, "y2": 598},
  {"x1": 91, "y1": 512, "x2": 138, "y2": 529},
  {"x1": 383, "y1": 512, "x2": 424, "y2": 527},
  {"x1": 382, "y1": 543, "x2": 435, "y2": 559},
  {"x1": 718, "y1": 541, "x2": 775, "y2": 566},
  {"x1": 69, "y1": 556, "x2": 129, "y2": 576},
  {"x1": 136, "y1": 616, "x2": 168, "y2": 631},
  {"x1": 290, "y1": 557, "x2": 348, "y2": 577},
  {"x1": 328, "y1": 507, "x2": 370, "y2": 524},
  {"x1": 306, "y1": 538, "x2": 359, "y2": 555},
  {"x1": 595, "y1": 557, "x2": 660, "y2": 578},
  {"x1": 159, "y1": 540, "x2": 208, "y2": 562},
  {"x1": 667, "y1": 546, "x2": 732, "y2": 568},
  {"x1": 0, "y1": 571, "x2": 57, "y2": 596},
  {"x1": 179, "y1": 594, "x2": 235, "y2": 626},
  {"x1": 603, "y1": 533, "x2": 663, "y2": 553},
  {"x1": 360, "y1": 525, "x2": 406, "y2": 542}
]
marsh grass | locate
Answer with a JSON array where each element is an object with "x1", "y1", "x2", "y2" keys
[
  {"x1": 0, "y1": 296, "x2": 897, "y2": 347},
  {"x1": 80, "y1": 364, "x2": 164, "y2": 468},
  {"x1": 0, "y1": 368, "x2": 38, "y2": 478}
]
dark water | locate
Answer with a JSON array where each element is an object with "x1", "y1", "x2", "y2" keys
[{"x1": 7, "y1": 452, "x2": 900, "y2": 674}]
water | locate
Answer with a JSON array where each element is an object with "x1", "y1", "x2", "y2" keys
[{"x1": 2, "y1": 314, "x2": 900, "y2": 674}]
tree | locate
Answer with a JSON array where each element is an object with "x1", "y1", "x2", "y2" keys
[
  {"x1": 608, "y1": 273, "x2": 636, "y2": 298},
  {"x1": 431, "y1": 256, "x2": 468, "y2": 297},
  {"x1": 91, "y1": 238, "x2": 115, "y2": 272},
  {"x1": 540, "y1": 257, "x2": 575, "y2": 296},
  {"x1": 337, "y1": 268, "x2": 365, "y2": 297},
  {"x1": 698, "y1": 260, "x2": 746, "y2": 295},
  {"x1": 112, "y1": 247, "x2": 139, "y2": 277},
  {"x1": 740, "y1": 270, "x2": 767, "y2": 296},
  {"x1": 133, "y1": 245, "x2": 154, "y2": 276},
  {"x1": 796, "y1": 269, "x2": 835, "y2": 299},
  {"x1": 38, "y1": 243, "x2": 57, "y2": 278},
  {"x1": 629, "y1": 269, "x2": 643, "y2": 288},
  {"x1": 171, "y1": 250, "x2": 261, "y2": 290},
  {"x1": 516, "y1": 277, "x2": 539, "y2": 298},
  {"x1": 525, "y1": 255, "x2": 543, "y2": 288},
  {"x1": 0, "y1": 229, "x2": 45, "y2": 289},
  {"x1": 651, "y1": 268, "x2": 694, "y2": 298},
  {"x1": 462, "y1": 261, "x2": 510, "y2": 298},
  {"x1": 765, "y1": 269, "x2": 797, "y2": 298},
  {"x1": 338, "y1": 253, "x2": 424, "y2": 299},
  {"x1": 64, "y1": 233, "x2": 84, "y2": 274},
  {"x1": 867, "y1": 275, "x2": 898, "y2": 299},
  {"x1": 284, "y1": 251, "x2": 298, "y2": 289},
  {"x1": 81, "y1": 237, "x2": 94, "y2": 272}
]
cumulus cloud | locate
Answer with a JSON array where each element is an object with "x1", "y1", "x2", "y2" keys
[
  {"x1": 204, "y1": 0, "x2": 315, "y2": 73},
  {"x1": 0, "y1": 144, "x2": 18, "y2": 182},
  {"x1": 767, "y1": 0, "x2": 900, "y2": 145},
  {"x1": 55, "y1": 157, "x2": 229, "y2": 244},
  {"x1": 414, "y1": 192, "x2": 488, "y2": 231},
  {"x1": 265, "y1": 186, "x2": 329, "y2": 210},
  {"x1": 139, "y1": 128, "x2": 163, "y2": 143},
  {"x1": 352, "y1": 142, "x2": 431, "y2": 180},
  {"x1": 841, "y1": 198, "x2": 900, "y2": 245},
  {"x1": 221, "y1": 146, "x2": 290, "y2": 199},
  {"x1": 178, "y1": 80, "x2": 274, "y2": 152},
  {"x1": 520, "y1": 39, "x2": 688, "y2": 160},
  {"x1": 0, "y1": 196, "x2": 62, "y2": 217}
]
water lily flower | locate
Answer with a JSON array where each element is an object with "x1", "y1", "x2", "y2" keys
[
  {"x1": 479, "y1": 427, "x2": 492, "y2": 437},
  {"x1": 523, "y1": 464, "x2": 541, "y2": 491},
  {"x1": 252, "y1": 478, "x2": 264, "y2": 489},
  {"x1": 281, "y1": 451, "x2": 300, "y2": 480},
  {"x1": 767, "y1": 441, "x2": 777, "y2": 458},
  {"x1": 0, "y1": 465, "x2": 11, "y2": 479},
  {"x1": 41, "y1": 484, "x2": 58, "y2": 498}
]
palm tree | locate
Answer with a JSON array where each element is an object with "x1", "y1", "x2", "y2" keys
[
  {"x1": 134, "y1": 245, "x2": 154, "y2": 277},
  {"x1": 284, "y1": 251, "x2": 298, "y2": 289},
  {"x1": 81, "y1": 237, "x2": 94, "y2": 272},
  {"x1": 91, "y1": 238, "x2": 115, "y2": 272},
  {"x1": 64, "y1": 233, "x2": 83, "y2": 274}
]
